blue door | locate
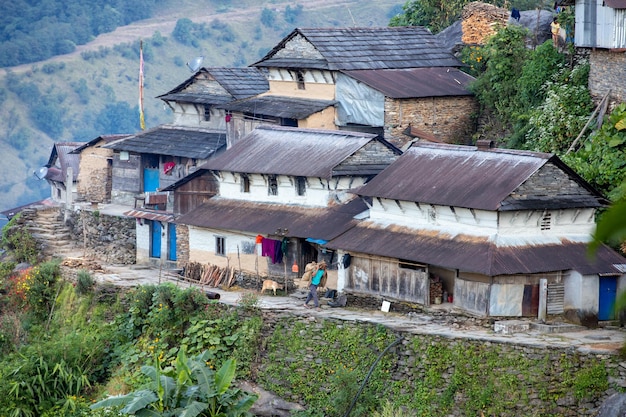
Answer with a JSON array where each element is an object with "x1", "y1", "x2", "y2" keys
[
  {"x1": 598, "y1": 277, "x2": 617, "y2": 321},
  {"x1": 168, "y1": 223, "x2": 177, "y2": 261},
  {"x1": 144, "y1": 168, "x2": 160, "y2": 192},
  {"x1": 151, "y1": 221, "x2": 162, "y2": 258}
]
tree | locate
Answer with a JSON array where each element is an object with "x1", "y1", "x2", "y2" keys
[
  {"x1": 260, "y1": 8, "x2": 276, "y2": 28},
  {"x1": 95, "y1": 101, "x2": 141, "y2": 134},
  {"x1": 91, "y1": 349, "x2": 257, "y2": 417}
]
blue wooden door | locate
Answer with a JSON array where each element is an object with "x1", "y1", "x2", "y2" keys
[
  {"x1": 168, "y1": 223, "x2": 177, "y2": 261},
  {"x1": 598, "y1": 277, "x2": 617, "y2": 321},
  {"x1": 144, "y1": 168, "x2": 160, "y2": 192},
  {"x1": 151, "y1": 221, "x2": 162, "y2": 258}
]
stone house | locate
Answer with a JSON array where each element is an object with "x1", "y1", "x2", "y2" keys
[
  {"x1": 326, "y1": 141, "x2": 626, "y2": 321},
  {"x1": 251, "y1": 27, "x2": 477, "y2": 147},
  {"x1": 39, "y1": 142, "x2": 81, "y2": 205},
  {"x1": 103, "y1": 126, "x2": 226, "y2": 266},
  {"x1": 70, "y1": 134, "x2": 129, "y2": 204},
  {"x1": 557, "y1": 0, "x2": 626, "y2": 103},
  {"x1": 171, "y1": 125, "x2": 401, "y2": 288}
]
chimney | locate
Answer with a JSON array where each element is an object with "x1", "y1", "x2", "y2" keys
[{"x1": 476, "y1": 140, "x2": 495, "y2": 150}]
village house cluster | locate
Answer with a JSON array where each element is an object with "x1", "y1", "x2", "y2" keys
[{"x1": 19, "y1": 1, "x2": 626, "y2": 323}]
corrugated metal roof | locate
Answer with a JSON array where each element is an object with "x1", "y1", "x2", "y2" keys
[
  {"x1": 157, "y1": 93, "x2": 234, "y2": 106},
  {"x1": 341, "y1": 68, "x2": 475, "y2": 98},
  {"x1": 71, "y1": 134, "x2": 131, "y2": 154},
  {"x1": 356, "y1": 142, "x2": 605, "y2": 211},
  {"x1": 46, "y1": 142, "x2": 82, "y2": 182},
  {"x1": 218, "y1": 96, "x2": 335, "y2": 119},
  {"x1": 104, "y1": 125, "x2": 226, "y2": 159},
  {"x1": 157, "y1": 67, "x2": 269, "y2": 103},
  {"x1": 175, "y1": 197, "x2": 368, "y2": 241},
  {"x1": 124, "y1": 209, "x2": 176, "y2": 222},
  {"x1": 253, "y1": 27, "x2": 462, "y2": 71},
  {"x1": 326, "y1": 222, "x2": 626, "y2": 276},
  {"x1": 200, "y1": 125, "x2": 386, "y2": 178}
]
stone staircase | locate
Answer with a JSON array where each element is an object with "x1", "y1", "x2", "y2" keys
[{"x1": 22, "y1": 208, "x2": 81, "y2": 259}]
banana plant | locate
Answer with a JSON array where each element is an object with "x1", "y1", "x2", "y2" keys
[{"x1": 90, "y1": 348, "x2": 257, "y2": 417}]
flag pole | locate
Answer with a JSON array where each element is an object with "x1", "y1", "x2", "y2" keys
[{"x1": 139, "y1": 39, "x2": 145, "y2": 130}]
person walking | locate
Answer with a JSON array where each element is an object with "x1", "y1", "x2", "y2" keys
[{"x1": 304, "y1": 261, "x2": 327, "y2": 310}]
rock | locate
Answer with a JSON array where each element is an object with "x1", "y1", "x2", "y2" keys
[
  {"x1": 237, "y1": 381, "x2": 305, "y2": 417},
  {"x1": 596, "y1": 392, "x2": 626, "y2": 417}
]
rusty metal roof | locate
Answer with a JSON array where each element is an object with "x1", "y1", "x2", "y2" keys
[
  {"x1": 253, "y1": 27, "x2": 462, "y2": 71},
  {"x1": 218, "y1": 96, "x2": 335, "y2": 119},
  {"x1": 104, "y1": 125, "x2": 226, "y2": 159},
  {"x1": 326, "y1": 222, "x2": 626, "y2": 276},
  {"x1": 124, "y1": 209, "x2": 176, "y2": 222},
  {"x1": 46, "y1": 142, "x2": 82, "y2": 182},
  {"x1": 200, "y1": 125, "x2": 395, "y2": 178},
  {"x1": 158, "y1": 67, "x2": 269, "y2": 104},
  {"x1": 356, "y1": 142, "x2": 606, "y2": 211},
  {"x1": 341, "y1": 68, "x2": 475, "y2": 98},
  {"x1": 175, "y1": 197, "x2": 368, "y2": 241}
]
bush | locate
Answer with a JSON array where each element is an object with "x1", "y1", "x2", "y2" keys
[
  {"x1": 76, "y1": 269, "x2": 95, "y2": 295},
  {"x1": 1, "y1": 214, "x2": 39, "y2": 263}
]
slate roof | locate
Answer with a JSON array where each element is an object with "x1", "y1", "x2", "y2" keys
[
  {"x1": 218, "y1": 96, "x2": 336, "y2": 119},
  {"x1": 104, "y1": 125, "x2": 226, "y2": 159},
  {"x1": 252, "y1": 27, "x2": 462, "y2": 71},
  {"x1": 326, "y1": 223, "x2": 626, "y2": 276},
  {"x1": 175, "y1": 197, "x2": 368, "y2": 241},
  {"x1": 157, "y1": 67, "x2": 269, "y2": 104},
  {"x1": 356, "y1": 142, "x2": 606, "y2": 211},
  {"x1": 70, "y1": 134, "x2": 130, "y2": 154},
  {"x1": 341, "y1": 68, "x2": 475, "y2": 98},
  {"x1": 199, "y1": 125, "x2": 398, "y2": 178},
  {"x1": 46, "y1": 142, "x2": 82, "y2": 182}
]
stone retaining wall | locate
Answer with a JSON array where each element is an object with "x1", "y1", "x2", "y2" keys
[
  {"x1": 65, "y1": 209, "x2": 136, "y2": 264},
  {"x1": 254, "y1": 311, "x2": 626, "y2": 416}
]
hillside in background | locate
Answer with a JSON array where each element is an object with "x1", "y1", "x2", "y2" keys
[{"x1": 0, "y1": 0, "x2": 402, "y2": 214}]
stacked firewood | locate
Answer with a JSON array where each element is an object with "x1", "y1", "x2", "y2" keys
[
  {"x1": 61, "y1": 257, "x2": 105, "y2": 272},
  {"x1": 461, "y1": 2, "x2": 509, "y2": 45},
  {"x1": 182, "y1": 262, "x2": 236, "y2": 288},
  {"x1": 429, "y1": 275, "x2": 443, "y2": 304}
]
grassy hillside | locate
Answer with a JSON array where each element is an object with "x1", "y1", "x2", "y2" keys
[{"x1": 0, "y1": 0, "x2": 402, "y2": 213}]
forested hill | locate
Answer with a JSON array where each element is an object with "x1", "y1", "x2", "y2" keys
[
  {"x1": 0, "y1": 0, "x2": 402, "y2": 215},
  {"x1": 0, "y1": 0, "x2": 166, "y2": 67}
]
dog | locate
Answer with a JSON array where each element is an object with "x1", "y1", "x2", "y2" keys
[{"x1": 261, "y1": 279, "x2": 284, "y2": 296}]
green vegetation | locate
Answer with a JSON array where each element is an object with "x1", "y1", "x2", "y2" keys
[
  {"x1": 0, "y1": 231, "x2": 264, "y2": 417},
  {"x1": 91, "y1": 350, "x2": 257, "y2": 416},
  {"x1": 390, "y1": 0, "x2": 546, "y2": 34}
]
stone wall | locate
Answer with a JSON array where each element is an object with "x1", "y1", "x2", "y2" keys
[
  {"x1": 255, "y1": 311, "x2": 626, "y2": 416},
  {"x1": 75, "y1": 145, "x2": 113, "y2": 203},
  {"x1": 65, "y1": 209, "x2": 136, "y2": 264},
  {"x1": 589, "y1": 49, "x2": 626, "y2": 104},
  {"x1": 384, "y1": 96, "x2": 478, "y2": 147}
]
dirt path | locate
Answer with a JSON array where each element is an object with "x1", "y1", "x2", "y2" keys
[{"x1": 2, "y1": 0, "x2": 362, "y2": 75}]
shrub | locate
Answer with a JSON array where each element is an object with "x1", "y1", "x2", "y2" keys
[
  {"x1": 76, "y1": 269, "x2": 95, "y2": 295},
  {"x1": 1, "y1": 214, "x2": 39, "y2": 263}
]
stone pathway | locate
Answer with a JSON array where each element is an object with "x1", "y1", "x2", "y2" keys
[{"x1": 89, "y1": 264, "x2": 626, "y2": 355}]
